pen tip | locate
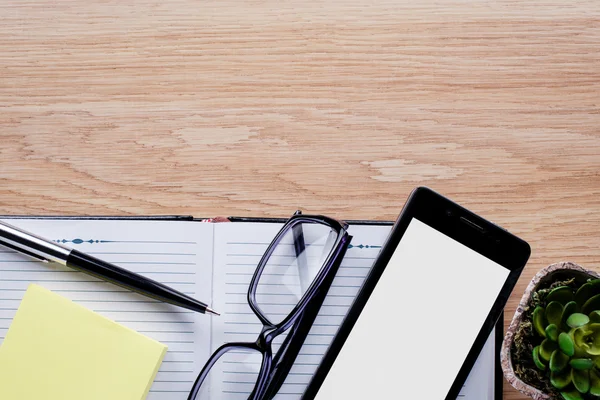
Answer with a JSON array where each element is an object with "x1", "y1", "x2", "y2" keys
[{"x1": 205, "y1": 307, "x2": 220, "y2": 316}]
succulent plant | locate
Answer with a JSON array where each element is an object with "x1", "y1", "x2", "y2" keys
[{"x1": 531, "y1": 279, "x2": 600, "y2": 400}]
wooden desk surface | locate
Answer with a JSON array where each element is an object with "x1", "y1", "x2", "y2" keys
[{"x1": 1, "y1": 1, "x2": 598, "y2": 398}]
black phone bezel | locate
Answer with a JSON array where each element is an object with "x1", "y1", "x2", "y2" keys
[{"x1": 301, "y1": 186, "x2": 531, "y2": 400}]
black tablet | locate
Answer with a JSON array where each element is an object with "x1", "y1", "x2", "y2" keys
[{"x1": 302, "y1": 187, "x2": 530, "y2": 400}]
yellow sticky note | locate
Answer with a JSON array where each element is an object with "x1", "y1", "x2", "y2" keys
[{"x1": 0, "y1": 284, "x2": 168, "y2": 400}]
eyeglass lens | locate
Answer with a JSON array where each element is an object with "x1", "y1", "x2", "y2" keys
[
  {"x1": 254, "y1": 221, "x2": 337, "y2": 325},
  {"x1": 191, "y1": 346, "x2": 263, "y2": 400}
]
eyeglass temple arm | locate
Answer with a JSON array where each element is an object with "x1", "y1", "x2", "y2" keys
[
  {"x1": 292, "y1": 223, "x2": 311, "y2": 294},
  {"x1": 262, "y1": 290, "x2": 327, "y2": 400}
]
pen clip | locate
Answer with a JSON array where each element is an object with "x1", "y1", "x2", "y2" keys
[{"x1": 0, "y1": 241, "x2": 50, "y2": 263}]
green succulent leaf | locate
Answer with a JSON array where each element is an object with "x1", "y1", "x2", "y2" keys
[
  {"x1": 546, "y1": 324, "x2": 559, "y2": 342},
  {"x1": 547, "y1": 301, "x2": 565, "y2": 327},
  {"x1": 561, "y1": 389, "x2": 584, "y2": 400},
  {"x1": 572, "y1": 368, "x2": 590, "y2": 394},
  {"x1": 575, "y1": 279, "x2": 600, "y2": 307},
  {"x1": 570, "y1": 358, "x2": 594, "y2": 370},
  {"x1": 589, "y1": 310, "x2": 600, "y2": 323},
  {"x1": 590, "y1": 368, "x2": 600, "y2": 396},
  {"x1": 533, "y1": 346, "x2": 547, "y2": 370},
  {"x1": 562, "y1": 301, "x2": 578, "y2": 329},
  {"x1": 550, "y1": 349, "x2": 570, "y2": 372},
  {"x1": 559, "y1": 332, "x2": 575, "y2": 357},
  {"x1": 582, "y1": 294, "x2": 600, "y2": 316},
  {"x1": 548, "y1": 286, "x2": 575, "y2": 305},
  {"x1": 560, "y1": 389, "x2": 583, "y2": 400},
  {"x1": 573, "y1": 324, "x2": 600, "y2": 356},
  {"x1": 574, "y1": 327, "x2": 590, "y2": 344},
  {"x1": 552, "y1": 368, "x2": 573, "y2": 389},
  {"x1": 567, "y1": 313, "x2": 590, "y2": 329},
  {"x1": 533, "y1": 306, "x2": 547, "y2": 337},
  {"x1": 541, "y1": 338, "x2": 559, "y2": 361}
]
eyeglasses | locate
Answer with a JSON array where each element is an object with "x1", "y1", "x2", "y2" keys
[{"x1": 188, "y1": 211, "x2": 352, "y2": 400}]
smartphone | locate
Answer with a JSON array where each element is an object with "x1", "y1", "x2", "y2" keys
[{"x1": 302, "y1": 187, "x2": 530, "y2": 400}]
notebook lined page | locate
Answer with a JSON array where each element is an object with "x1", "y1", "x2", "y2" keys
[
  {"x1": 211, "y1": 221, "x2": 496, "y2": 400},
  {"x1": 0, "y1": 219, "x2": 213, "y2": 400}
]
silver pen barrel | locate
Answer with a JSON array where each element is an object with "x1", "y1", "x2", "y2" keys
[{"x1": 0, "y1": 220, "x2": 71, "y2": 265}]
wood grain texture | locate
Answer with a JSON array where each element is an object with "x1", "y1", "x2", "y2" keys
[{"x1": 0, "y1": 1, "x2": 599, "y2": 398}]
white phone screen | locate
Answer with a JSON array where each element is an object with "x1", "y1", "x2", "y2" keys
[{"x1": 312, "y1": 218, "x2": 510, "y2": 400}]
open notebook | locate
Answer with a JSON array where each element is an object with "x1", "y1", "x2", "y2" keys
[{"x1": 0, "y1": 217, "x2": 501, "y2": 400}]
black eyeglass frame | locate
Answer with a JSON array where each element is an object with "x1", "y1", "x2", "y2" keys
[{"x1": 187, "y1": 211, "x2": 352, "y2": 400}]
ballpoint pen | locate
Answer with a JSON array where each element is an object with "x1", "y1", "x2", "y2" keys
[{"x1": 0, "y1": 220, "x2": 219, "y2": 315}]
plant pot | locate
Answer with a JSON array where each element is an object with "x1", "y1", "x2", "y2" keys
[{"x1": 501, "y1": 262, "x2": 600, "y2": 399}]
